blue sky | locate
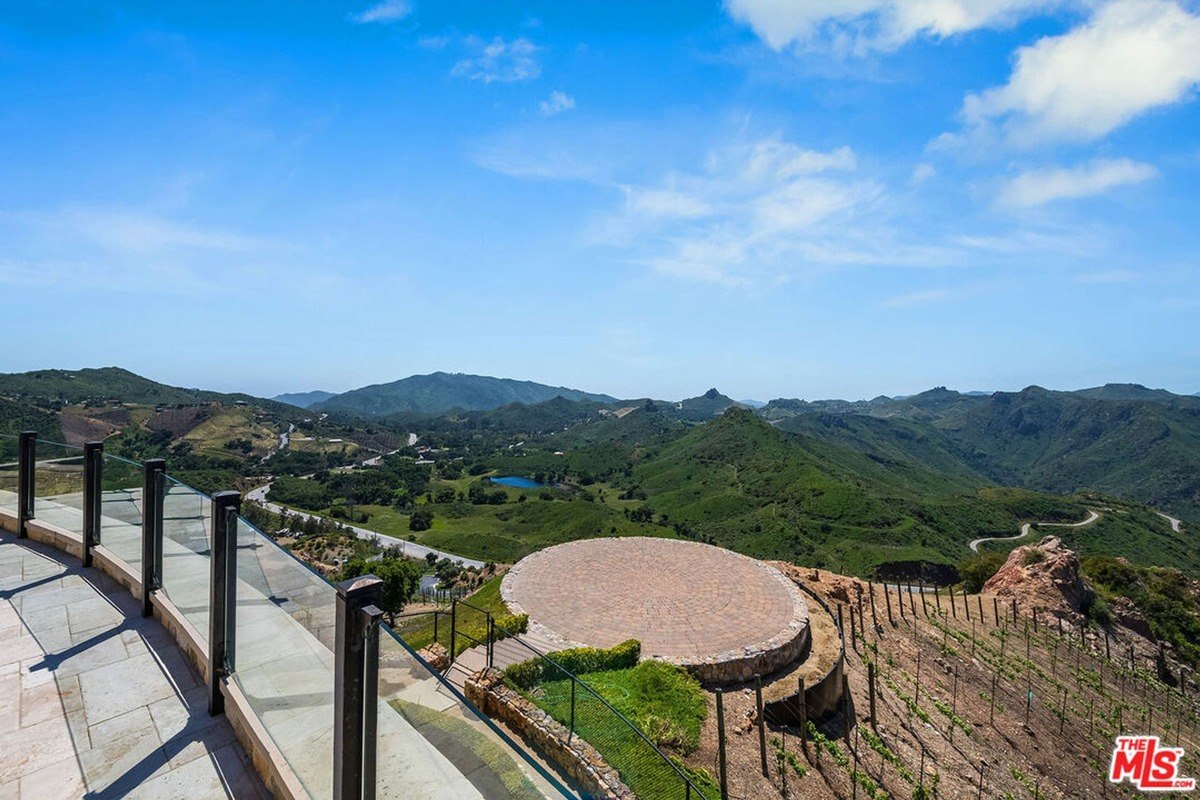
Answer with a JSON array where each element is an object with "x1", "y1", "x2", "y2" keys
[{"x1": 1, "y1": 0, "x2": 1197, "y2": 401}]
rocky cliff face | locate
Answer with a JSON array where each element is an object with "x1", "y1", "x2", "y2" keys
[{"x1": 982, "y1": 536, "x2": 1090, "y2": 620}]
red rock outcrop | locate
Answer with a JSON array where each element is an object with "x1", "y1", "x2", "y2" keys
[{"x1": 982, "y1": 536, "x2": 1089, "y2": 619}]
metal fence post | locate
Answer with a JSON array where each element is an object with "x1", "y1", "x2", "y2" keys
[
  {"x1": 569, "y1": 677, "x2": 576, "y2": 740},
  {"x1": 449, "y1": 599, "x2": 457, "y2": 664},
  {"x1": 716, "y1": 688, "x2": 729, "y2": 800},
  {"x1": 140, "y1": 458, "x2": 166, "y2": 617},
  {"x1": 17, "y1": 431, "x2": 35, "y2": 538},
  {"x1": 82, "y1": 442, "x2": 103, "y2": 568},
  {"x1": 208, "y1": 491, "x2": 240, "y2": 715},
  {"x1": 335, "y1": 574, "x2": 384, "y2": 800}
]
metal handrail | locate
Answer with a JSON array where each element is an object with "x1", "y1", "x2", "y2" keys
[{"x1": 379, "y1": 621, "x2": 579, "y2": 799}]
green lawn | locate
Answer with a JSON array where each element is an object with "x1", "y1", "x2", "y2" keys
[
  {"x1": 523, "y1": 661, "x2": 719, "y2": 800},
  {"x1": 342, "y1": 491, "x2": 674, "y2": 564},
  {"x1": 396, "y1": 576, "x2": 525, "y2": 657}
]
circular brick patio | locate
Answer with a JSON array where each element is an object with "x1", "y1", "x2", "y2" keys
[{"x1": 501, "y1": 537, "x2": 809, "y2": 684}]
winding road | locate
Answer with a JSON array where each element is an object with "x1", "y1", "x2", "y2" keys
[
  {"x1": 1158, "y1": 511, "x2": 1183, "y2": 533},
  {"x1": 245, "y1": 482, "x2": 486, "y2": 569},
  {"x1": 969, "y1": 508, "x2": 1101, "y2": 553}
]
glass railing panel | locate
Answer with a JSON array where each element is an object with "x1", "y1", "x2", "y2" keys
[
  {"x1": 0, "y1": 434, "x2": 17, "y2": 510},
  {"x1": 99, "y1": 453, "x2": 143, "y2": 571},
  {"x1": 376, "y1": 625, "x2": 574, "y2": 800},
  {"x1": 159, "y1": 476, "x2": 213, "y2": 643},
  {"x1": 33, "y1": 440, "x2": 85, "y2": 536},
  {"x1": 232, "y1": 517, "x2": 337, "y2": 799}
]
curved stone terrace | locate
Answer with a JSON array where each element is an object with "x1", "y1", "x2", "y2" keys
[{"x1": 502, "y1": 537, "x2": 810, "y2": 685}]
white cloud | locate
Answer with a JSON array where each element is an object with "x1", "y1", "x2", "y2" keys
[
  {"x1": 594, "y1": 137, "x2": 890, "y2": 285},
  {"x1": 349, "y1": 0, "x2": 412, "y2": 24},
  {"x1": 910, "y1": 162, "x2": 936, "y2": 184},
  {"x1": 997, "y1": 159, "x2": 1158, "y2": 207},
  {"x1": 1075, "y1": 269, "x2": 1141, "y2": 283},
  {"x1": 539, "y1": 91, "x2": 576, "y2": 116},
  {"x1": 452, "y1": 37, "x2": 540, "y2": 83},
  {"x1": 725, "y1": 0, "x2": 1067, "y2": 52},
  {"x1": 881, "y1": 288, "x2": 955, "y2": 308},
  {"x1": 963, "y1": 0, "x2": 1200, "y2": 144}
]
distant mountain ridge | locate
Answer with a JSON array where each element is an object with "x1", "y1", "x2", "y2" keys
[
  {"x1": 314, "y1": 371, "x2": 617, "y2": 417},
  {"x1": 273, "y1": 390, "x2": 336, "y2": 409},
  {"x1": 0, "y1": 367, "x2": 293, "y2": 412}
]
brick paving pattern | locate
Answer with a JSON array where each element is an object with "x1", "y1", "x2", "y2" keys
[{"x1": 501, "y1": 537, "x2": 808, "y2": 666}]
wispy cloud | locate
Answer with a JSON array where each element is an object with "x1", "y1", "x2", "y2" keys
[
  {"x1": 452, "y1": 36, "x2": 540, "y2": 83},
  {"x1": 539, "y1": 91, "x2": 576, "y2": 116},
  {"x1": 1075, "y1": 269, "x2": 1142, "y2": 284},
  {"x1": 591, "y1": 137, "x2": 893, "y2": 285},
  {"x1": 349, "y1": 0, "x2": 413, "y2": 25},
  {"x1": 959, "y1": 0, "x2": 1200, "y2": 145},
  {"x1": 996, "y1": 159, "x2": 1158, "y2": 208},
  {"x1": 881, "y1": 288, "x2": 956, "y2": 308},
  {"x1": 724, "y1": 0, "x2": 1070, "y2": 54}
]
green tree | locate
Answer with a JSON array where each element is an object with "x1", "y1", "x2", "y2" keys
[
  {"x1": 339, "y1": 556, "x2": 422, "y2": 624},
  {"x1": 409, "y1": 508, "x2": 434, "y2": 532},
  {"x1": 958, "y1": 551, "x2": 1006, "y2": 593}
]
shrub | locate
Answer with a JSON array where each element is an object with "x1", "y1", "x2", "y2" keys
[
  {"x1": 504, "y1": 639, "x2": 642, "y2": 688},
  {"x1": 958, "y1": 551, "x2": 1006, "y2": 593}
]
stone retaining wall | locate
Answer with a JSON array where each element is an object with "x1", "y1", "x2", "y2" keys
[
  {"x1": 418, "y1": 642, "x2": 450, "y2": 672},
  {"x1": 465, "y1": 668, "x2": 635, "y2": 800}
]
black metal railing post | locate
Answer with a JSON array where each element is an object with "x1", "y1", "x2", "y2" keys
[
  {"x1": 569, "y1": 676, "x2": 576, "y2": 740},
  {"x1": 361, "y1": 603, "x2": 384, "y2": 800},
  {"x1": 487, "y1": 615, "x2": 494, "y2": 669},
  {"x1": 140, "y1": 458, "x2": 166, "y2": 617},
  {"x1": 82, "y1": 442, "x2": 103, "y2": 567},
  {"x1": 16, "y1": 431, "x2": 35, "y2": 538},
  {"x1": 208, "y1": 491, "x2": 240, "y2": 715},
  {"x1": 449, "y1": 599, "x2": 457, "y2": 664},
  {"x1": 334, "y1": 574, "x2": 383, "y2": 800}
]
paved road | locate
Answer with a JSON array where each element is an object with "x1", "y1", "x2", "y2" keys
[
  {"x1": 969, "y1": 509, "x2": 1101, "y2": 553},
  {"x1": 244, "y1": 482, "x2": 486, "y2": 569},
  {"x1": 260, "y1": 423, "x2": 295, "y2": 465},
  {"x1": 1158, "y1": 511, "x2": 1183, "y2": 533}
]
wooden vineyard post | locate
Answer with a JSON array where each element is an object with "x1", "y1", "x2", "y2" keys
[
  {"x1": 884, "y1": 583, "x2": 895, "y2": 626},
  {"x1": 950, "y1": 666, "x2": 960, "y2": 741},
  {"x1": 949, "y1": 585, "x2": 957, "y2": 619},
  {"x1": 990, "y1": 670, "x2": 999, "y2": 725},
  {"x1": 797, "y1": 676, "x2": 808, "y2": 754},
  {"x1": 915, "y1": 650, "x2": 923, "y2": 708},
  {"x1": 755, "y1": 677, "x2": 768, "y2": 778},
  {"x1": 868, "y1": 662, "x2": 877, "y2": 730}
]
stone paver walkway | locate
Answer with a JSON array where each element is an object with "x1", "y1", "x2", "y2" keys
[{"x1": 0, "y1": 536, "x2": 268, "y2": 799}]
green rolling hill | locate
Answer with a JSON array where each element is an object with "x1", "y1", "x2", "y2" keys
[{"x1": 315, "y1": 371, "x2": 616, "y2": 417}]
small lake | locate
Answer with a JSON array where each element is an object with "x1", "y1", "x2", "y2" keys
[{"x1": 491, "y1": 475, "x2": 545, "y2": 489}]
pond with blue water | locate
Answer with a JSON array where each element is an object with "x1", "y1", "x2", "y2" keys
[{"x1": 490, "y1": 476, "x2": 545, "y2": 489}]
